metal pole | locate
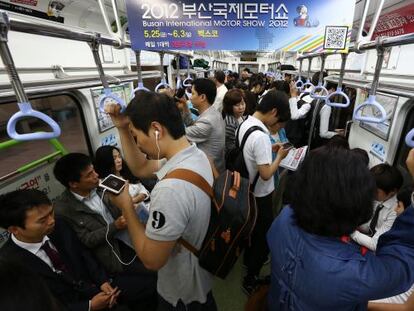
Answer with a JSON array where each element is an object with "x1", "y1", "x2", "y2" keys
[
  {"x1": 89, "y1": 34, "x2": 109, "y2": 89},
  {"x1": 337, "y1": 53, "x2": 348, "y2": 89},
  {"x1": 135, "y1": 50, "x2": 143, "y2": 83},
  {"x1": 318, "y1": 54, "x2": 326, "y2": 85},
  {"x1": 159, "y1": 52, "x2": 165, "y2": 82},
  {"x1": 0, "y1": 12, "x2": 28, "y2": 103},
  {"x1": 370, "y1": 46, "x2": 385, "y2": 96}
]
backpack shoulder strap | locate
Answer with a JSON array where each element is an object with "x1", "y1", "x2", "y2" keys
[
  {"x1": 239, "y1": 125, "x2": 264, "y2": 150},
  {"x1": 162, "y1": 168, "x2": 214, "y2": 256},
  {"x1": 163, "y1": 168, "x2": 214, "y2": 198}
]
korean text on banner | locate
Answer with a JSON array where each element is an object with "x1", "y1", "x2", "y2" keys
[{"x1": 125, "y1": 0, "x2": 356, "y2": 52}]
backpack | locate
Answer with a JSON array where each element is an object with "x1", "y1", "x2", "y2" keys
[
  {"x1": 225, "y1": 121, "x2": 263, "y2": 190},
  {"x1": 163, "y1": 169, "x2": 258, "y2": 279}
]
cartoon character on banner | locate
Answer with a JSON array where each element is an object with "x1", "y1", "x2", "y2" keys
[
  {"x1": 47, "y1": 1, "x2": 69, "y2": 18},
  {"x1": 294, "y1": 5, "x2": 319, "y2": 28}
]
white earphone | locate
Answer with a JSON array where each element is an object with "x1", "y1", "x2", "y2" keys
[{"x1": 155, "y1": 130, "x2": 160, "y2": 140}]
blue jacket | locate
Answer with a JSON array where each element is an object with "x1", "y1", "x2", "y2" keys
[{"x1": 267, "y1": 206, "x2": 414, "y2": 310}]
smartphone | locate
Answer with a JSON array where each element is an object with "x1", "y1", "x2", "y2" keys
[
  {"x1": 282, "y1": 142, "x2": 294, "y2": 150},
  {"x1": 99, "y1": 174, "x2": 126, "y2": 195}
]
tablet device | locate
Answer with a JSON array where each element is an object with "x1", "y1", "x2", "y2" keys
[{"x1": 99, "y1": 174, "x2": 126, "y2": 195}]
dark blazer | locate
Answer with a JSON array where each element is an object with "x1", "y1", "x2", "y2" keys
[
  {"x1": 54, "y1": 189, "x2": 123, "y2": 273},
  {"x1": 0, "y1": 218, "x2": 108, "y2": 311}
]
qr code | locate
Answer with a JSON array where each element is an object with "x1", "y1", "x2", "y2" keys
[{"x1": 324, "y1": 26, "x2": 348, "y2": 50}]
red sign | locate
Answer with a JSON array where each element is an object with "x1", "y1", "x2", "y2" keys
[
  {"x1": 371, "y1": 4, "x2": 414, "y2": 39},
  {"x1": 10, "y1": 0, "x2": 38, "y2": 6}
]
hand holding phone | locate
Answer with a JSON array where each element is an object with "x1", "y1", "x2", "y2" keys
[
  {"x1": 282, "y1": 142, "x2": 294, "y2": 150},
  {"x1": 99, "y1": 174, "x2": 126, "y2": 195}
]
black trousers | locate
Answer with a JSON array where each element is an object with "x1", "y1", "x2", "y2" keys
[
  {"x1": 243, "y1": 192, "x2": 274, "y2": 277},
  {"x1": 157, "y1": 292, "x2": 217, "y2": 311}
]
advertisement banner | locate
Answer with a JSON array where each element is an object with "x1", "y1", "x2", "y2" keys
[
  {"x1": 371, "y1": 3, "x2": 414, "y2": 39},
  {"x1": 125, "y1": 0, "x2": 356, "y2": 52}
]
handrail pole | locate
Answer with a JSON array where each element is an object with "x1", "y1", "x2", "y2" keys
[
  {"x1": 135, "y1": 50, "x2": 143, "y2": 84},
  {"x1": 370, "y1": 44, "x2": 384, "y2": 96},
  {"x1": 318, "y1": 54, "x2": 327, "y2": 85},
  {"x1": 0, "y1": 12, "x2": 28, "y2": 103},
  {"x1": 337, "y1": 53, "x2": 348, "y2": 89},
  {"x1": 89, "y1": 34, "x2": 109, "y2": 89}
]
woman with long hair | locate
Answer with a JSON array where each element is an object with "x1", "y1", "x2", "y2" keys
[{"x1": 94, "y1": 145, "x2": 149, "y2": 205}]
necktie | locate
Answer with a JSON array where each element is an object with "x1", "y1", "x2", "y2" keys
[
  {"x1": 41, "y1": 240, "x2": 69, "y2": 274},
  {"x1": 369, "y1": 204, "x2": 384, "y2": 237}
]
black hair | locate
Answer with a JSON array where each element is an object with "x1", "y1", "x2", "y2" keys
[
  {"x1": 235, "y1": 82, "x2": 248, "y2": 91},
  {"x1": 0, "y1": 259, "x2": 60, "y2": 311},
  {"x1": 397, "y1": 187, "x2": 412, "y2": 209},
  {"x1": 271, "y1": 80, "x2": 290, "y2": 96},
  {"x1": 290, "y1": 147, "x2": 376, "y2": 237},
  {"x1": 242, "y1": 68, "x2": 251, "y2": 73},
  {"x1": 325, "y1": 135, "x2": 350, "y2": 150},
  {"x1": 256, "y1": 90, "x2": 290, "y2": 123},
  {"x1": 124, "y1": 90, "x2": 185, "y2": 139},
  {"x1": 222, "y1": 88, "x2": 244, "y2": 117},
  {"x1": 370, "y1": 163, "x2": 403, "y2": 194},
  {"x1": 249, "y1": 74, "x2": 265, "y2": 90},
  {"x1": 311, "y1": 71, "x2": 328, "y2": 86},
  {"x1": 0, "y1": 189, "x2": 51, "y2": 229},
  {"x1": 175, "y1": 87, "x2": 187, "y2": 100},
  {"x1": 214, "y1": 70, "x2": 225, "y2": 84},
  {"x1": 280, "y1": 64, "x2": 296, "y2": 71},
  {"x1": 53, "y1": 153, "x2": 92, "y2": 188},
  {"x1": 192, "y1": 78, "x2": 217, "y2": 105},
  {"x1": 94, "y1": 145, "x2": 138, "y2": 183},
  {"x1": 351, "y1": 148, "x2": 369, "y2": 166},
  {"x1": 231, "y1": 72, "x2": 239, "y2": 80}
]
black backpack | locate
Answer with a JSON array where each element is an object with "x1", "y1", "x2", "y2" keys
[
  {"x1": 225, "y1": 121, "x2": 264, "y2": 189},
  {"x1": 163, "y1": 169, "x2": 257, "y2": 279}
]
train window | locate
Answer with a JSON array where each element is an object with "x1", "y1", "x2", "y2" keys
[
  {"x1": 0, "y1": 95, "x2": 89, "y2": 179},
  {"x1": 395, "y1": 99, "x2": 414, "y2": 188}
]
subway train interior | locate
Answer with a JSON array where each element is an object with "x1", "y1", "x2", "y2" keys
[{"x1": 1, "y1": 0, "x2": 414, "y2": 310}]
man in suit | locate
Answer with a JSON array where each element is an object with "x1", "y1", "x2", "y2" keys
[
  {"x1": 0, "y1": 189, "x2": 157, "y2": 311},
  {"x1": 0, "y1": 189, "x2": 120, "y2": 311}
]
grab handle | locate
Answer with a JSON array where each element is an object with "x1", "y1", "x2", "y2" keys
[
  {"x1": 311, "y1": 85, "x2": 329, "y2": 99},
  {"x1": 310, "y1": 54, "x2": 327, "y2": 99},
  {"x1": 353, "y1": 94, "x2": 387, "y2": 123},
  {"x1": 7, "y1": 103, "x2": 61, "y2": 140},
  {"x1": 405, "y1": 129, "x2": 414, "y2": 148},
  {"x1": 130, "y1": 50, "x2": 150, "y2": 99},
  {"x1": 99, "y1": 88, "x2": 126, "y2": 113},
  {"x1": 183, "y1": 77, "x2": 193, "y2": 87},
  {"x1": 0, "y1": 12, "x2": 61, "y2": 141},
  {"x1": 155, "y1": 52, "x2": 171, "y2": 92},
  {"x1": 295, "y1": 59, "x2": 304, "y2": 90},
  {"x1": 325, "y1": 87, "x2": 350, "y2": 108},
  {"x1": 301, "y1": 80, "x2": 314, "y2": 93}
]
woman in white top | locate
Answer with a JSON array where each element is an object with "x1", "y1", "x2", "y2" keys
[
  {"x1": 351, "y1": 163, "x2": 403, "y2": 251},
  {"x1": 94, "y1": 145, "x2": 149, "y2": 205}
]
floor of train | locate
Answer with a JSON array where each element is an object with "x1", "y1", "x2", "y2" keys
[{"x1": 213, "y1": 256, "x2": 270, "y2": 310}]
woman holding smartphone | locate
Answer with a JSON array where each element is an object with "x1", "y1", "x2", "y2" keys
[{"x1": 94, "y1": 145, "x2": 150, "y2": 205}]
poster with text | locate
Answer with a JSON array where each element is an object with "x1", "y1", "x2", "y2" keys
[{"x1": 125, "y1": 0, "x2": 356, "y2": 52}]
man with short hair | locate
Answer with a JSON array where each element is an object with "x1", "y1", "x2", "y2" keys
[
  {"x1": 53, "y1": 152, "x2": 142, "y2": 275},
  {"x1": 212, "y1": 70, "x2": 228, "y2": 112},
  {"x1": 180, "y1": 78, "x2": 225, "y2": 173},
  {"x1": 238, "y1": 90, "x2": 291, "y2": 295},
  {"x1": 105, "y1": 90, "x2": 217, "y2": 310},
  {"x1": 0, "y1": 189, "x2": 127, "y2": 311}
]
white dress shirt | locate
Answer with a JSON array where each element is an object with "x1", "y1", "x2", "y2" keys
[
  {"x1": 351, "y1": 195, "x2": 398, "y2": 251},
  {"x1": 212, "y1": 84, "x2": 228, "y2": 112},
  {"x1": 71, "y1": 189, "x2": 114, "y2": 224},
  {"x1": 319, "y1": 105, "x2": 337, "y2": 139},
  {"x1": 289, "y1": 97, "x2": 311, "y2": 120},
  {"x1": 11, "y1": 234, "x2": 57, "y2": 271}
]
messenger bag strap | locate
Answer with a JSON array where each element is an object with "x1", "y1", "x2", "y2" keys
[{"x1": 163, "y1": 168, "x2": 214, "y2": 256}]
